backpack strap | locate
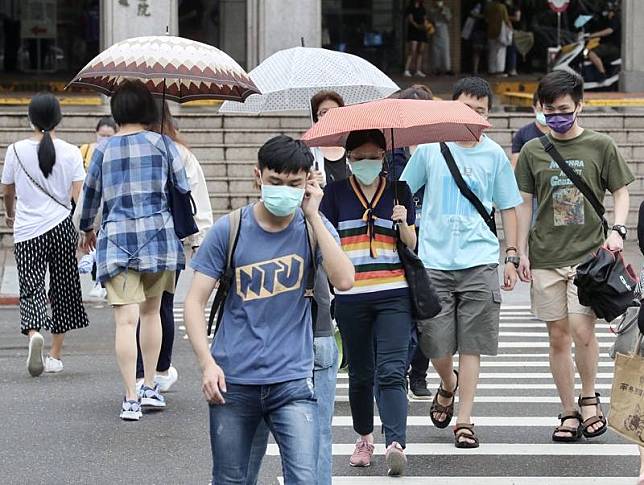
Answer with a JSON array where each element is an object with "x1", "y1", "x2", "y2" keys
[
  {"x1": 304, "y1": 217, "x2": 318, "y2": 298},
  {"x1": 440, "y1": 142, "x2": 497, "y2": 236},
  {"x1": 207, "y1": 207, "x2": 243, "y2": 336},
  {"x1": 539, "y1": 135, "x2": 609, "y2": 237}
]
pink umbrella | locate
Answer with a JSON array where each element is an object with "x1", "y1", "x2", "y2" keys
[{"x1": 300, "y1": 98, "x2": 491, "y2": 148}]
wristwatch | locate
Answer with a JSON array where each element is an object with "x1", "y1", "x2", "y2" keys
[
  {"x1": 612, "y1": 224, "x2": 628, "y2": 240},
  {"x1": 505, "y1": 256, "x2": 520, "y2": 268}
]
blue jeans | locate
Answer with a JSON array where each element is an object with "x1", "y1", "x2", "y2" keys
[
  {"x1": 245, "y1": 336, "x2": 339, "y2": 485},
  {"x1": 336, "y1": 296, "x2": 412, "y2": 447},
  {"x1": 209, "y1": 378, "x2": 319, "y2": 485}
]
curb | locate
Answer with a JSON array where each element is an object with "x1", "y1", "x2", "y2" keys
[{"x1": 0, "y1": 294, "x2": 18, "y2": 305}]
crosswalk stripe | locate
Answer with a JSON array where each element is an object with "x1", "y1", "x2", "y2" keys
[
  {"x1": 330, "y1": 416, "x2": 584, "y2": 427},
  {"x1": 333, "y1": 395, "x2": 612, "y2": 403},
  {"x1": 299, "y1": 478, "x2": 636, "y2": 485},
  {"x1": 335, "y1": 372, "x2": 614, "y2": 379},
  {"x1": 498, "y1": 332, "x2": 613, "y2": 338},
  {"x1": 499, "y1": 342, "x2": 612, "y2": 348},
  {"x1": 266, "y1": 443, "x2": 638, "y2": 456},
  {"x1": 335, "y1": 383, "x2": 612, "y2": 389}
]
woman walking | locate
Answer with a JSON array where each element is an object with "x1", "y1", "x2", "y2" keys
[
  {"x1": 134, "y1": 100, "x2": 213, "y2": 393},
  {"x1": 79, "y1": 80, "x2": 190, "y2": 421},
  {"x1": 79, "y1": 116, "x2": 118, "y2": 170},
  {"x1": 404, "y1": 0, "x2": 429, "y2": 77},
  {"x1": 320, "y1": 129, "x2": 416, "y2": 476},
  {"x1": 1, "y1": 93, "x2": 89, "y2": 377}
]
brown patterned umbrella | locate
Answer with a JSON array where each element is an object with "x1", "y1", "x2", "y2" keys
[{"x1": 67, "y1": 36, "x2": 259, "y2": 103}]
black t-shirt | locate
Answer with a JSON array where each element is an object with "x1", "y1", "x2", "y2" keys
[
  {"x1": 406, "y1": 4, "x2": 426, "y2": 28},
  {"x1": 512, "y1": 122, "x2": 544, "y2": 154},
  {"x1": 324, "y1": 154, "x2": 351, "y2": 185}
]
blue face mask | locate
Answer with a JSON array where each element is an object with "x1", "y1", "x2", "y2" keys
[
  {"x1": 535, "y1": 111, "x2": 547, "y2": 126},
  {"x1": 261, "y1": 183, "x2": 305, "y2": 217},
  {"x1": 351, "y1": 159, "x2": 383, "y2": 185}
]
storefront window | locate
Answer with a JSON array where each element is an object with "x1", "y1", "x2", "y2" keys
[
  {"x1": 179, "y1": 0, "x2": 247, "y2": 70},
  {"x1": 0, "y1": 0, "x2": 100, "y2": 78}
]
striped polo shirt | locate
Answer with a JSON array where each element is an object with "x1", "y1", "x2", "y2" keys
[{"x1": 320, "y1": 176, "x2": 416, "y2": 302}]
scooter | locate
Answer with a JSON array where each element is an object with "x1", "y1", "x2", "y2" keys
[{"x1": 551, "y1": 17, "x2": 621, "y2": 90}]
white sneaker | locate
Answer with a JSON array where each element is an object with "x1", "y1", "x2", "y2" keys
[
  {"x1": 120, "y1": 399, "x2": 143, "y2": 421},
  {"x1": 44, "y1": 356, "x2": 64, "y2": 373},
  {"x1": 403, "y1": 70, "x2": 412, "y2": 77},
  {"x1": 156, "y1": 366, "x2": 178, "y2": 392},
  {"x1": 89, "y1": 281, "x2": 107, "y2": 299},
  {"x1": 27, "y1": 332, "x2": 45, "y2": 377},
  {"x1": 416, "y1": 71, "x2": 427, "y2": 78}
]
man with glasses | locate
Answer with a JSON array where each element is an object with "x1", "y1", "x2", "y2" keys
[{"x1": 401, "y1": 77, "x2": 522, "y2": 448}]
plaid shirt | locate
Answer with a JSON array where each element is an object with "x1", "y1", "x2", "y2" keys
[{"x1": 80, "y1": 131, "x2": 190, "y2": 283}]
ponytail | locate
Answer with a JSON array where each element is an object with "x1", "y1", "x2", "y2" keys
[
  {"x1": 38, "y1": 131, "x2": 56, "y2": 177},
  {"x1": 28, "y1": 92, "x2": 62, "y2": 178}
]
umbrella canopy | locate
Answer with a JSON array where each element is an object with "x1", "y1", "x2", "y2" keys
[
  {"x1": 67, "y1": 35, "x2": 259, "y2": 103},
  {"x1": 219, "y1": 46, "x2": 399, "y2": 113},
  {"x1": 301, "y1": 99, "x2": 491, "y2": 148}
]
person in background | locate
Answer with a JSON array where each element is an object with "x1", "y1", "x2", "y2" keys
[
  {"x1": 321, "y1": 129, "x2": 416, "y2": 476},
  {"x1": 485, "y1": 0, "x2": 512, "y2": 75},
  {"x1": 80, "y1": 80, "x2": 191, "y2": 421},
  {"x1": 402, "y1": 77, "x2": 522, "y2": 448},
  {"x1": 505, "y1": 0, "x2": 521, "y2": 76},
  {"x1": 245, "y1": 91, "x2": 350, "y2": 485},
  {"x1": 515, "y1": 70, "x2": 633, "y2": 443},
  {"x1": 404, "y1": 0, "x2": 429, "y2": 77},
  {"x1": 428, "y1": 0, "x2": 452, "y2": 75},
  {"x1": 388, "y1": 84, "x2": 434, "y2": 400},
  {"x1": 183, "y1": 135, "x2": 353, "y2": 484},
  {"x1": 134, "y1": 99, "x2": 213, "y2": 394},
  {"x1": 463, "y1": 2, "x2": 487, "y2": 75},
  {"x1": 79, "y1": 116, "x2": 118, "y2": 171},
  {"x1": 1, "y1": 93, "x2": 89, "y2": 377},
  {"x1": 586, "y1": 2, "x2": 621, "y2": 81},
  {"x1": 511, "y1": 91, "x2": 549, "y2": 168},
  {"x1": 310, "y1": 90, "x2": 351, "y2": 186}
]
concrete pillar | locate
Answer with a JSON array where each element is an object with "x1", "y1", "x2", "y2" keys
[
  {"x1": 247, "y1": 0, "x2": 321, "y2": 69},
  {"x1": 620, "y1": 0, "x2": 644, "y2": 92},
  {"x1": 100, "y1": 0, "x2": 179, "y2": 49}
]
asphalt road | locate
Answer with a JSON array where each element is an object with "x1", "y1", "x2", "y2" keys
[{"x1": 0, "y1": 286, "x2": 642, "y2": 484}]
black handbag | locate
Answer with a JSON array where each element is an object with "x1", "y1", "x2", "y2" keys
[
  {"x1": 396, "y1": 230, "x2": 442, "y2": 320},
  {"x1": 574, "y1": 248, "x2": 638, "y2": 322},
  {"x1": 166, "y1": 163, "x2": 199, "y2": 240}
]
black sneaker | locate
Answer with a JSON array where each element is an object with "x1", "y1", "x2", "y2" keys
[{"x1": 408, "y1": 379, "x2": 432, "y2": 400}]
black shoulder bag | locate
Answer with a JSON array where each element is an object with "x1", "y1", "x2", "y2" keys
[
  {"x1": 440, "y1": 142, "x2": 497, "y2": 236},
  {"x1": 539, "y1": 135, "x2": 609, "y2": 237}
]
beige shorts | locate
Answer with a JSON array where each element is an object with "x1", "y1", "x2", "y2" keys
[
  {"x1": 531, "y1": 266, "x2": 595, "y2": 322},
  {"x1": 105, "y1": 270, "x2": 175, "y2": 306}
]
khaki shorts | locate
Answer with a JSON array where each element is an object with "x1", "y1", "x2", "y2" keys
[
  {"x1": 105, "y1": 270, "x2": 175, "y2": 306},
  {"x1": 418, "y1": 264, "x2": 502, "y2": 358},
  {"x1": 531, "y1": 266, "x2": 595, "y2": 322}
]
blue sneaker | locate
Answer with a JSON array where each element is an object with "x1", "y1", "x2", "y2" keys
[
  {"x1": 139, "y1": 384, "x2": 166, "y2": 408},
  {"x1": 120, "y1": 399, "x2": 142, "y2": 421}
]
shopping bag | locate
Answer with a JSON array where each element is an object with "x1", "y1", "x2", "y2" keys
[
  {"x1": 608, "y1": 334, "x2": 644, "y2": 444},
  {"x1": 498, "y1": 22, "x2": 513, "y2": 47},
  {"x1": 461, "y1": 16, "x2": 475, "y2": 40}
]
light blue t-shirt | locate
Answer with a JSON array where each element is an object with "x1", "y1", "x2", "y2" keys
[
  {"x1": 191, "y1": 205, "x2": 338, "y2": 385},
  {"x1": 401, "y1": 136, "x2": 523, "y2": 271}
]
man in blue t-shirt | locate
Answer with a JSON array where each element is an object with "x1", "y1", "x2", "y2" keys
[
  {"x1": 183, "y1": 136, "x2": 354, "y2": 483},
  {"x1": 511, "y1": 91, "x2": 549, "y2": 168},
  {"x1": 401, "y1": 77, "x2": 522, "y2": 449}
]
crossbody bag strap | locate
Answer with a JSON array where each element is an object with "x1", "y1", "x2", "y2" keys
[
  {"x1": 12, "y1": 145, "x2": 71, "y2": 211},
  {"x1": 440, "y1": 142, "x2": 496, "y2": 234},
  {"x1": 539, "y1": 135, "x2": 609, "y2": 237}
]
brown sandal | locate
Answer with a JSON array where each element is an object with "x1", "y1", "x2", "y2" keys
[
  {"x1": 430, "y1": 370, "x2": 458, "y2": 429},
  {"x1": 578, "y1": 393, "x2": 608, "y2": 439},
  {"x1": 551, "y1": 411, "x2": 582, "y2": 442},
  {"x1": 454, "y1": 423, "x2": 480, "y2": 449}
]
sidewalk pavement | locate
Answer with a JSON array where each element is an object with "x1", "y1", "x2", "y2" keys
[{"x1": 0, "y1": 241, "x2": 641, "y2": 308}]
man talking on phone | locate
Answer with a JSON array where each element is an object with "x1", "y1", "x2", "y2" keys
[{"x1": 183, "y1": 135, "x2": 354, "y2": 484}]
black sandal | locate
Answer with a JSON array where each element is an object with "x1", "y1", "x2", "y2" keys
[
  {"x1": 430, "y1": 370, "x2": 458, "y2": 429},
  {"x1": 454, "y1": 423, "x2": 480, "y2": 449},
  {"x1": 578, "y1": 393, "x2": 608, "y2": 439},
  {"x1": 551, "y1": 411, "x2": 582, "y2": 442}
]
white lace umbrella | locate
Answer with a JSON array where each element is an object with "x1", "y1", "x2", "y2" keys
[{"x1": 219, "y1": 47, "x2": 399, "y2": 113}]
